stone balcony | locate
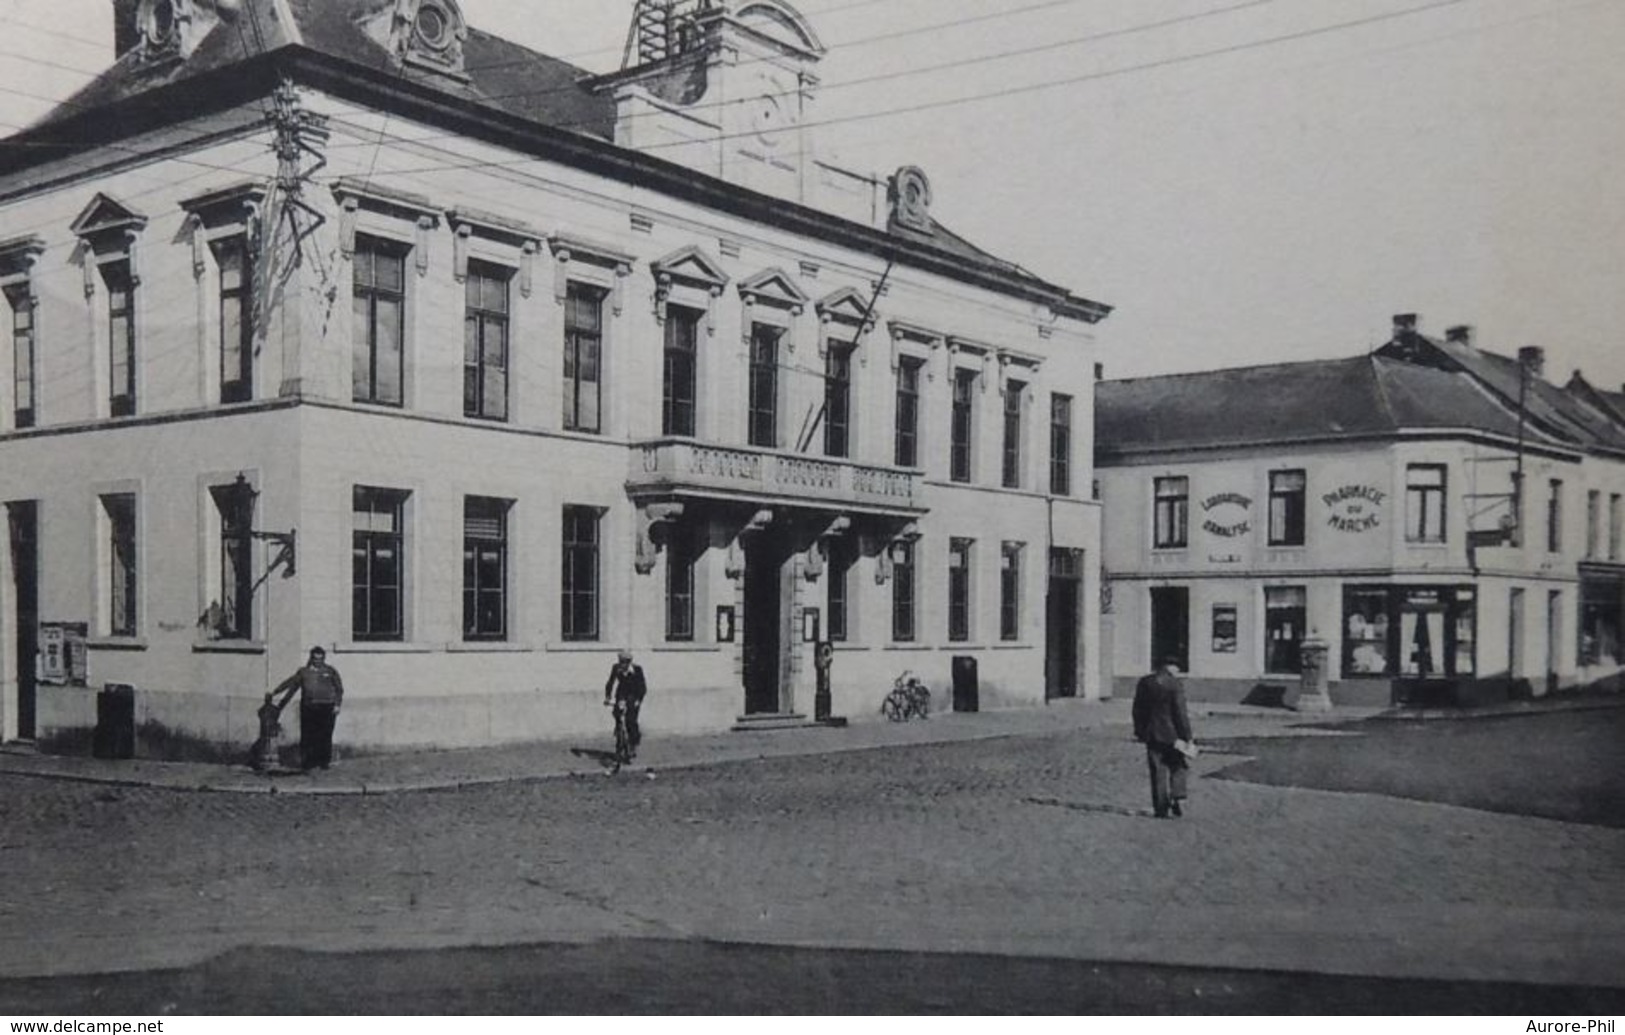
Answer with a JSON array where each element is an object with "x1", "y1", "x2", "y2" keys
[{"x1": 626, "y1": 438, "x2": 925, "y2": 516}]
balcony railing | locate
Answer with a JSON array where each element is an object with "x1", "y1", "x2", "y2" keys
[{"x1": 627, "y1": 439, "x2": 923, "y2": 514}]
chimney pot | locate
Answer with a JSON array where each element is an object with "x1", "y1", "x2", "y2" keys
[
  {"x1": 1093, "y1": 362, "x2": 1104, "y2": 382},
  {"x1": 1393, "y1": 313, "x2": 1418, "y2": 334},
  {"x1": 1517, "y1": 345, "x2": 1546, "y2": 378},
  {"x1": 1445, "y1": 325, "x2": 1473, "y2": 346}
]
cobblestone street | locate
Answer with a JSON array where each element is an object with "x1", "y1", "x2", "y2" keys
[{"x1": 1, "y1": 708, "x2": 1623, "y2": 1010}]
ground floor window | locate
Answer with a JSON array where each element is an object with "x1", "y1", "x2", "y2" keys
[
  {"x1": 1580, "y1": 575, "x2": 1623, "y2": 667},
  {"x1": 1342, "y1": 584, "x2": 1477, "y2": 679},
  {"x1": 1264, "y1": 586, "x2": 1307, "y2": 674}
]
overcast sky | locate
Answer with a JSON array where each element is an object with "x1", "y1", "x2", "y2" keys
[{"x1": 4, "y1": 0, "x2": 1622, "y2": 388}]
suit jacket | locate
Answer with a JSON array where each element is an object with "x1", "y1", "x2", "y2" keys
[
  {"x1": 1132, "y1": 669, "x2": 1192, "y2": 747},
  {"x1": 605, "y1": 662, "x2": 648, "y2": 705}
]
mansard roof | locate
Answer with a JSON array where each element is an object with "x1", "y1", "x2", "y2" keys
[{"x1": 2, "y1": 0, "x2": 1110, "y2": 324}]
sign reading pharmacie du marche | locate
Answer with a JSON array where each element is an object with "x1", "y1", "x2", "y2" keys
[
  {"x1": 1201, "y1": 492, "x2": 1253, "y2": 538},
  {"x1": 1323, "y1": 484, "x2": 1385, "y2": 533}
]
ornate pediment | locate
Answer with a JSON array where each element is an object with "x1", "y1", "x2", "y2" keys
[
  {"x1": 738, "y1": 267, "x2": 808, "y2": 313},
  {"x1": 815, "y1": 286, "x2": 872, "y2": 329},
  {"x1": 359, "y1": 0, "x2": 470, "y2": 79},
  {"x1": 70, "y1": 194, "x2": 148, "y2": 242},
  {"x1": 0, "y1": 236, "x2": 47, "y2": 282},
  {"x1": 651, "y1": 245, "x2": 729, "y2": 292}
]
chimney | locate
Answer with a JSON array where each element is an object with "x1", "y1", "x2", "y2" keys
[
  {"x1": 113, "y1": 0, "x2": 141, "y2": 58},
  {"x1": 1445, "y1": 325, "x2": 1473, "y2": 346},
  {"x1": 1392, "y1": 313, "x2": 1418, "y2": 337},
  {"x1": 1093, "y1": 362, "x2": 1105, "y2": 382},
  {"x1": 1518, "y1": 346, "x2": 1546, "y2": 378}
]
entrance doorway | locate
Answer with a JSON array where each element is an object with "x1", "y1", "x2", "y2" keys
[
  {"x1": 742, "y1": 535, "x2": 789, "y2": 715},
  {"x1": 1508, "y1": 587, "x2": 1525, "y2": 680},
  {"x1": 7, "y1": 502, "x2": 39, "y2": 740},
  {"x1": 1046, "y1": 548, "x2": 1082, "y2": 698},
  {"x1": 1546, "y1": 590, "x2": 1561, "y2": 695},
  {"x1": 1150, "y1": 586, "x2": 1189, "y2": 673}
]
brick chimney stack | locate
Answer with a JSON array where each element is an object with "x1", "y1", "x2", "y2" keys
[
  {"x1": 1392, "y1": 313, "x2": 1419, "y2": 337},
  {"x1": 1445, "y1": 325, "x2": 1473, "y2": 346}
]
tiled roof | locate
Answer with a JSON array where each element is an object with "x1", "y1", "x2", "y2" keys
[{"x1": 1096, "y1": 354, "x2": 1556, "y2": 459}]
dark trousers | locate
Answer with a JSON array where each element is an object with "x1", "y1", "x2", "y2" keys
[
  {"x1": 300, "y1": 703, "x2": 338, "y2": 770},
  {"x1": 620, "y1": 701, "x2": 642, "y2": 753},
  {"x1": 1145, "y1": 743, "x2": 1189, "y2": 817}
]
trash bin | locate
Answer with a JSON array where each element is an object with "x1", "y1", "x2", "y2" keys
[
  {"x1": 94, "y1": 683, "x2": 135, "y2": 760},
  {"x1": 951, "y1": 655, "x2": 979, "y2": 713}
]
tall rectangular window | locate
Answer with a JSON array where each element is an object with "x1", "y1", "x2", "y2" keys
[
  {"x1": 209, "y1": 482, "x2": 255, "y2": 641},
  {"x1": 1002, "y1": 380, "x2": 1025, "y2": 488},
  {"x1": 352, "y1": 238, "x2": 405, "y2": 406},
  {"x1": 464, "y1": 262, "x2": 510, "y2": 422},
  {"x1": 353, "y1": 487, "x2": 406, "y2": 641},
  {"x1": 891, "y1": 540, "x2": 915, "y2": 642},
  {"x1": 1611, "y1": 493, "x2": 1622, "y2": 562},
  {"x1": 1154, "y1": 476, "x2": 1189, "y2": 549},
  {"x1": 463, "y1": 497, "x2": 509, "y2": 641},
  {"x1": 7, "y1": 286, "x2": 37, "y2": 428},
  {"x1": 1265, "y1": 586, "x2": 1307, "y2": 674},
  {"x1": 1049, "y1": 393, "x2": 1072, "y2": 496},
  {"x1": 563, "y1": 283, "x2": 604, "y2": 433},
  {"x1": 1000, "y1": 542, "x2": 1023, "y2": 642},
  {"x1": 1586, "y1": 489, "x2": 1601, "y2": 559},
  {"x1": 665, "y1": 526, "x2": 695, "y2": 642},
  {"x1": 827, "y1": 536, "x2": 854, "y2": 642},
  {"x1": 824, "y1": 345, "x2": 852, "y2": 458},
  {"x1": 104, "y1": 261, "x2": 136, "y2": 417},
  {"x1": 662, "y1": 305, "x2": 700, "y2": 436},
  {"x1": 562, "y1": 505, "x2": 600, "y2": 641},
  {"x1": 894, "y1": 357, "x2": 922, "y2": 467},
  {"x1": 102, "y1": 494, "x2": 137, "y2": 637},
  {"x1": 950, "y1": 368, "x2": 976, "y2": 483},
  {"x1": 948, "y1": 538, "x2": 973, "y2": 642},
  {"x1": 1548, "y1": 479, "x2": 1563, "y2": 554},
  {"x1": 748, "y1": 324, "x2": 780, "y2": 448},
  {"x1": 1269, "y1": 469, "x2": 1307, "y2": 546},
  {"x1": 216, "y1": 237, "x2": 253, "y2": 404},
  {"x1": 1406, "y1": 464, "x2": 1447, "y2": 543}
]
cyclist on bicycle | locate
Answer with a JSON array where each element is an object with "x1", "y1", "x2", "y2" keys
[{"x1": 603, "y1": 649, "x2": 649, "y2": 761}]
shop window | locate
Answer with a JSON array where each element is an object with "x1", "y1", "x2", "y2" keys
[
  {"x1": 463, "y1": 496, "x2": 510, "y2": 641},
  {"x1": 353, "y1": 487, "x2": 407, "y2": 641},
  {"x1": 563, "y1": 283, "x2": 605, "y2": 433},
  {"x1": 1268, "y1": 469, "x2": 1306, "y2": 546},
  {"x1": 1581, "y1": 579, "x2": 1623, "y2": 668},
  {"x1": 561, "y1": 505, "x2": 601, "y2": 641},
  {"x1": 1405, "y1": 464, "x2": 1446, "y2": 543},
  {"x1": 894, "y1": 357, "x2": 922, "y2": 467},
  {"x1": 1342, "y1": 587, "x2": 1392, "y2": 677},
  {"x1": 1153, "y1": 476, "x2": 1189, "y2": 549},
  {"x1": 1264, "y1": 586, "x2": 1306, "y2": 674},
  {"x1": 352, "y1": 237, "x2": 406, "y2": 407},
  {"x1": 463, "y1": 262, "x2": 511, "y2": 422}
]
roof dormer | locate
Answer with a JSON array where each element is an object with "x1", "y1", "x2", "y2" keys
[{"x1": 358, "y1": 0, "x2": 471, "y2": 80}]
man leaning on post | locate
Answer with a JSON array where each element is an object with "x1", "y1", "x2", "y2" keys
[{"x1": 270, "y1": 646, "x2": 345, "y2": 771}]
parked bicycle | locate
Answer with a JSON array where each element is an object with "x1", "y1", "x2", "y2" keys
[{"x1": 881, "y1": 671, "x2": 931, "y2": 722}]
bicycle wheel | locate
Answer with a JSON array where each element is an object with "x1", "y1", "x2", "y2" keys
[
  {"x1": 916, "y1": 690, "x2": 930, "y2": 719},
  {"x1": 614, "y1": 713, "x2": 631, "y2": 765}
]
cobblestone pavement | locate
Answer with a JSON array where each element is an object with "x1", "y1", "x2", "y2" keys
[{"x1": 1, "y1": 708, "x2": 1622, "y2": 995}]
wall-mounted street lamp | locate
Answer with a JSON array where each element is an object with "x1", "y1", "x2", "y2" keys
[{"x1": 220, "y1": 472, "x2": 298, "y2": 580}]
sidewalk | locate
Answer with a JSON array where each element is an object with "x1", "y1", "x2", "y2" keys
[{"x1": 0, "y1": 697, "x2": 1340, "y2": 795}]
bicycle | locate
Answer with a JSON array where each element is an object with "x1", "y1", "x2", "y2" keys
[
  {"x1": 881, "y1": 671, "x2": 931, "y2": 722},
  {"x1": 606, "y1": 699, "x2": 634, "y2": 769}
]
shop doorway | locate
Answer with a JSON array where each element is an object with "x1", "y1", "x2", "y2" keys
[
  {"x1": 742, "y1": 535, "x2": 789, "y2": 715},
  {"x1": 1546, "y1": 590, "x2": 1561, "y2": 694},
  {"x1": 1150, "y1": 586, "x2": 1189, "y2": 673},
  {"x1": 1045, "y1": 548, "x2": 1082, "y2": 698},
  {"x1": 7, "y1": 502, "x2": 38, "y2": 741}
]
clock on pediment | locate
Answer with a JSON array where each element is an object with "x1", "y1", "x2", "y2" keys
[{"x1": 742, "y1": 71, "x2": 794, "y2": 149}]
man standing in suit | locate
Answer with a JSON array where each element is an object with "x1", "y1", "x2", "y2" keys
[
  {"x1": 1132, "y1": 657, "x2": 1195, "y2": 818},
  {"x1": 269, "y1": 646, "x2": 345, "y2": 771}
]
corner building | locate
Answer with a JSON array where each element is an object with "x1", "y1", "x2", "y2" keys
[{"x1": 0, "y1": 0, "x2": 1110, "y2": 749}]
